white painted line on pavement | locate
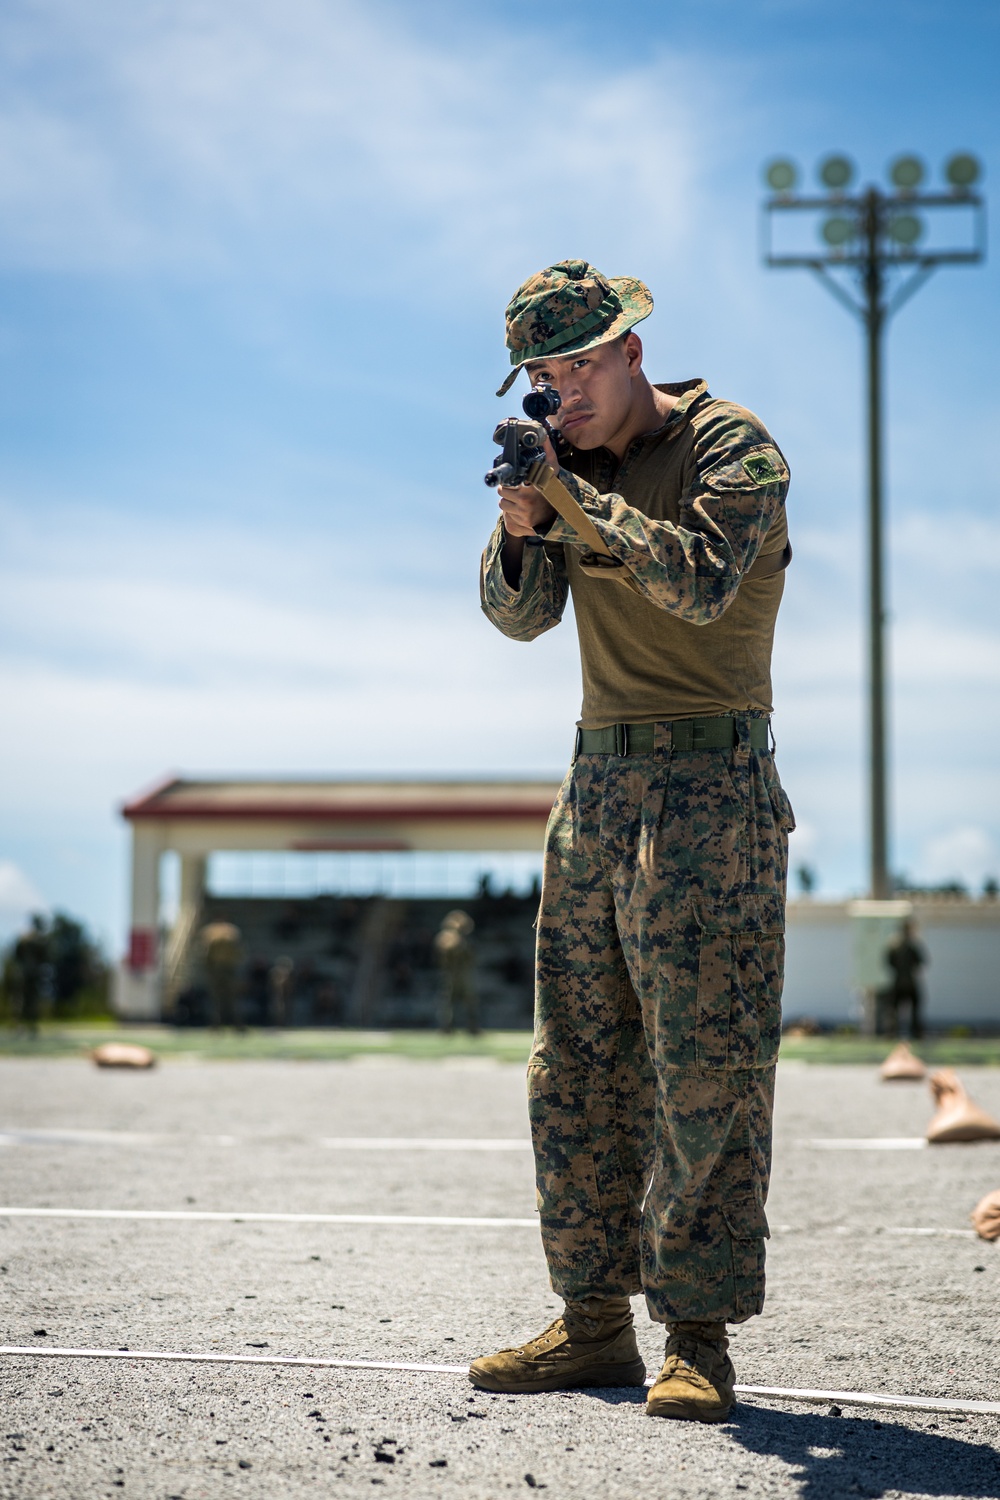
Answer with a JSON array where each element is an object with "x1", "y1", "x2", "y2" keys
[
  {"x1": 736, "y1": 1384, "x2": 1000, "y2": 1416},
  {"x1": 803, "y1": 1138, "x2": 928, "y2": 1150},
  {"x1": 320, "y1": 1138, "x2": 532, "y2": 1151},
  {"x1": 0, "y1": 1206, "x2": 538, "y2": 1228},
  {"x1": 2, "y1": 1347, "x2": 998, "y2": 1417},
  {"x1": 771, "y1": 1224, "x2": 978, "y2": 1238},
  {"x1": 1, "y1": 1207, "x2": 981, "y2": 1238},
  {"x1": 0, "y1": 1129, "x2": 532, "y2": 1152},
  {"x1": 0, "y1": 1345, "x2": 469, "y2": 1374},
  {"x1": 0, "y1": 1129, "x2": 163, "y2": 1147},
  {"x1": 887, "y1": 1226, "x2": 977, "y2": 1238}
]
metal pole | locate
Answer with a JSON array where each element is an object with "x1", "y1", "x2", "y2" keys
[
  {"x1": 763, "y1": 159, "x2": 984, "y2": 903},
  {"x1": 862, "y1": 188, "x2": 890, "y2": 899}
]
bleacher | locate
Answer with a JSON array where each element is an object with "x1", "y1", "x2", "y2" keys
[{"x1": 172, "y1": 886, "x2": 539, "y2": 1029}]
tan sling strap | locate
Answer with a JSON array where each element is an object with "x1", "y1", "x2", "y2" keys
[{"x1": 532, "y1": 462, "x2": 792, "y2": 589}]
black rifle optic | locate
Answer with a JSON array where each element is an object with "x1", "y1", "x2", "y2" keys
[{"x1": 484, "y1": 384, "x2": 561, "y2": 488}]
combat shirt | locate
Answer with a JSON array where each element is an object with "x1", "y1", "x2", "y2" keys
[{"x1": 480, "y1": 379, "x2": 790, "y2": 727}]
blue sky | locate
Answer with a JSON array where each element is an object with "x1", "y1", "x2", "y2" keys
[{"x1": 0, "y1": 0, "x2": 997, "y2": 947}]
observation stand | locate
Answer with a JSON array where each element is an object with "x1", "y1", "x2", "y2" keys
[{"x1": 117, "y1": 777, "x2": 560, "y2": 1022}]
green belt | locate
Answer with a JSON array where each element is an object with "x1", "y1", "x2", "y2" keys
[{"x1": 575, "y1": 716, "x2": 770, "y2": 756}]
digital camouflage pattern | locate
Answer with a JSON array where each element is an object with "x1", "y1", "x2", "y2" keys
[
  {"x1": 481, "y1": 380, "x2": 791, "y2": 726},
  {"x1": 482, "y1": 380, "x2": 789, "y2": 630},
  {"x1": 497, "y1": 259, "x2": 653, "y2": 397},
  {"x1": 528, "y1": 718, "x2": 794, "y2": 1324}
]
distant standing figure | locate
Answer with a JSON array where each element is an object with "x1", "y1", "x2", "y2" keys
[
  {"x1": 269, "y1": 955, "x2": 295, "y2": 1028},
  {"x1": 200, "y1": 921, "x2": 244, "y2": 1031},
  {"x1": 884, "y1": 920, "x2": 927, "y2": 1040},
  {"x1": 13, "y1": 916, "x2": 48, "y2": 1035},
  {"x1": 435, "y1": 910, "x2": 479, "y2": 1036}
]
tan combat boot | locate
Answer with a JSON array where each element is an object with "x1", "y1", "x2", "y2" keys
[
  {"x1": 645, "y1": 1321, "x2": 735, "y2": 1422},
  {"x1": 469, "y1": 1297, "x2": 646, "y2": 1393}
]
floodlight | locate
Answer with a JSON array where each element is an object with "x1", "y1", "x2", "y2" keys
[
  {"x1": 821, "y1": 215, "x2": 856, "y2": 247},
  {"x1": 766, "y1": 159, "x2": 797, "y2": 192},
  {"x1": 819, "y1": 155, "x2": 854, "y2": 190},
  {"x1": 945, "y1": 153, "x2": 981, "y2": 189},
  {"x1": 889, "y1": 155, "x2": 924, "y2": 190},
  {"x1": 888, "y1": 214, "x2": 922, "y2": 246}
]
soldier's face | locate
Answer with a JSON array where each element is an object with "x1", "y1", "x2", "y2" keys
[{"x1": 524, "y1": 333, "x2": 642, "y2": 450}]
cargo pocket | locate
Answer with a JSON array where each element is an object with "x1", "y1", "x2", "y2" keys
[
  {"x1": 763, "y1": 762, "x2": 796, "y2": 834},
  {"x1": 723, "y1": 1195, "x2": 770, "y2": 1322},
  {"x1": 693, "y1": 895, "x2": 785, "y2": 1070}
]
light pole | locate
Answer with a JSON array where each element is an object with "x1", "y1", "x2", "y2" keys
[{"x1": 762, "y1": 153, "x2": 985, "y2": 899}]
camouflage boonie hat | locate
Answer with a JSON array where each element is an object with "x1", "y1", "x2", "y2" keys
[{"x1": 497, "y1": 258, "x2": 653, "y2": 397}]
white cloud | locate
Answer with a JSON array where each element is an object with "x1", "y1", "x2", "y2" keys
[
  {"x1": 0, "y1": 860, "x2": 48, "y2": 943},
  {"x1": 915, "y1": 827, "x2": 998, "y2": 889},
  {"x1": 0, "y1": 0, "x2": 710, "y2": 284}
]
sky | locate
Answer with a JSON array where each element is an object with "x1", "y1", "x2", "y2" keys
[{"x1": 0, "y1": 0, "x2": 998, "y2": 950}]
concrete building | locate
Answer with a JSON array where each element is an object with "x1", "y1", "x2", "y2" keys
[{"x1": 784, "y1": 896, "x2": 1000, "y2": 1031}]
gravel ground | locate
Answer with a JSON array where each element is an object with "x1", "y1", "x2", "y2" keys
[{"x1": 1, "y1": 1056, "x2": 1000, "y2": 1499}]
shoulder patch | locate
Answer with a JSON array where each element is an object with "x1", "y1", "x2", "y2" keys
[{"x1": 741, "y1": 451, "x2": 782, "y2": 485}]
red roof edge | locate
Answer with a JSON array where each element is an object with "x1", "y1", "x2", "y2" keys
[
  {"x1": 123, "y1": 800, "x2": 555, "y2": 822},
  {"x1": 120, "y1": 773, "x2": 184, "y2": 820}
]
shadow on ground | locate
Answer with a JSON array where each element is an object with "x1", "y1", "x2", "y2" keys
[
  {"x1": 561, "y1": 1389, "x2": 1000, "y2": 1498},
  {"x1": 730, "y1": 1405, "x2": 1000, "y2": 1499}
]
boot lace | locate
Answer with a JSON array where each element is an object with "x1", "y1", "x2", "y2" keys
[{"x1": 664, "y1": 1332, "x2": 719, "y2": 1380}]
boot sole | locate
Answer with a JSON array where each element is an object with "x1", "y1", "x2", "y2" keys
[
  {"x1": 645, "y1": 1397, "x2": 735, "y2": 1423},
  {"x1": 469, "y1": 1358, "x2": 647, "y2": 1394}
]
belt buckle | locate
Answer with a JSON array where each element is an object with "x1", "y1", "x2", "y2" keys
[{"x1": 614, "y1": 723, "x2": 628, "y2": 756}]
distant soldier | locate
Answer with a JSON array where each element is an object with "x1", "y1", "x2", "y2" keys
[
  {"x1": 200, "y1": 921, "x2": 243, "y2": 1031},
  {"x1": 12, "y1": 916, "x2": 48, "y2": 1035},
  {"x1": 268, "y1": 955, "x2": 295, "y2": 1028},
  {"x1": 434, "y1": 910, "x2": 478, "y2": 1036},
  {"x1": 884, "y1": 920, "x2": 927, "y2": 1040}
]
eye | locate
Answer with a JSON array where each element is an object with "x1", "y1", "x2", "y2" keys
[{"x1": 572, "y1": 359, "x2": 590, "y2": 370}]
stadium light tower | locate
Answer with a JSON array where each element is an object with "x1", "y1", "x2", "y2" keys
[{"x1": 761, "y1": 152, "x2": 985, "y2": 899}]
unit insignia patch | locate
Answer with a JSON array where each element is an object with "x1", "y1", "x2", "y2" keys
[{"x1": 741, "y1": 452, "x2": 783, "y2": 485}]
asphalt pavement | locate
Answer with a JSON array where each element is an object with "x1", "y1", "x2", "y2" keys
[{"x1": 2, "y1": 1053, "x2": 1000, "y2": 1500}]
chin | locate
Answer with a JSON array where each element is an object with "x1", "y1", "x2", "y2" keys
[{"x1": 562, "y1": 424, "x2": 605, "y2": 452}]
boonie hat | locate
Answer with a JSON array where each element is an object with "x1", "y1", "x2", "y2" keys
[{"x1": 497, "y1": 258, "x2": 653, "y2": 397}]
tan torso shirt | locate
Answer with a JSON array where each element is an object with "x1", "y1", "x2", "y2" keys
[{"x1": 481, "y1": 379, "x2": 791, "y2": 727}]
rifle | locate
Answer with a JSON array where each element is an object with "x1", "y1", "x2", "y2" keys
[
  {"x1": 484, "y1": 384, "x2": 792, "y2": 590},
  {"x1": 484, "y1": 385, "x2": 634, "y2": 587}
]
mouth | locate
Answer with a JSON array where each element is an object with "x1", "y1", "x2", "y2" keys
[{"x1": 559, "y1": 411, "x2": 594, "y2": 434}]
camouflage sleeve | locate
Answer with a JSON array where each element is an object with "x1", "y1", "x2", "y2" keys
[
  {"x1": 480, "y1": 518, "x2": 569, "y2": 642},
  {"x1": 544, "y1": 408, "x2": 789, "y2": 624}
]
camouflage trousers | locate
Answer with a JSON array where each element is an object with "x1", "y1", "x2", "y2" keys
[{"x1": 528, "y1": 715, "x2": 794, "y2": 1325}]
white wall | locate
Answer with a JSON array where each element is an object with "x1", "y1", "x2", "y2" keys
[{"x1": 783, "y1": 900, "x2": 1000, "y2": 1028}]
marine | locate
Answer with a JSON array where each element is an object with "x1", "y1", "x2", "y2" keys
[{"x1": 471, "y1": 259, "x2": 795, "y2": 1422}]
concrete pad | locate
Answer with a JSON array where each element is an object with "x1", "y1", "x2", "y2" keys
[{"x1": 2, "y1": 1057, "x2": 1000, "y2": 1498}]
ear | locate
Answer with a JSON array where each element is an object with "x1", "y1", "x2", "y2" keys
[{"x1": 623, "y1": 331, "x2": 643, "y2": 376}]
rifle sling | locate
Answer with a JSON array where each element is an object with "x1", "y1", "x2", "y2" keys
[
  {"x1": 532, "y1": 465, "x2": 617, "y2": 562},
  {"x1": 532, "y1": 464, "x2": 792, "y2": 586}
]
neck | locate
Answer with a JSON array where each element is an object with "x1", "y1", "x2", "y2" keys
[{"x1": 604, "y1": 374, "x2": 678, "y2": 459}]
